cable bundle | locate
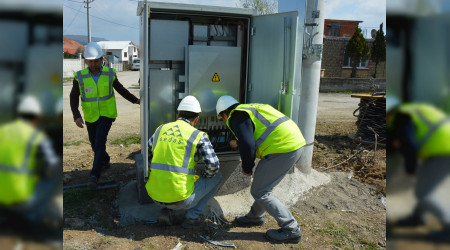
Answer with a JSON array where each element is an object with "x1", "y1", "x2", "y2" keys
[{"x1": 353, "y1": 96, "x2": 386, "y2": 144}]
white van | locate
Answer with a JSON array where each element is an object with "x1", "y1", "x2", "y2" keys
[{"x1": 131, "y1": 58, "x2": 140, "y2": 71}]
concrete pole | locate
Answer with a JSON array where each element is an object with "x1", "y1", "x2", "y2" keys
[
  {"x1": 86, "y1": 0, "x2": 92, "y2": 43},
  {"x1": 297, "y1": 0, "x2": 325, "y2": 173}
]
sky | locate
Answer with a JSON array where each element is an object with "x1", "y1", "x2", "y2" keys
[{"x1": 63, "y1": 0, "x2": 386, "y2": 45}]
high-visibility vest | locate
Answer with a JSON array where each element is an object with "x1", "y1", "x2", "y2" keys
[
  {"x1": 0, "y1": 119, "x2": 44, "y2": 205},
  {"x1": 395, "y1": 103, "x2": 450, "y2": 159},
  {"x1": 146, "y1": 120, "x2": 204, "y2": 203},
  {"x1": 227, "y1": 103, "x2": 305, "y2": 158},
  {"x1": 74, "y1": 66, "x2": 117, "y2": 123}
]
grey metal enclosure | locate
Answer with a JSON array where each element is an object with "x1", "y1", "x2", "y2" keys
[{"x1": 135, "y1": 1, "x2": 305, "y2": 203}]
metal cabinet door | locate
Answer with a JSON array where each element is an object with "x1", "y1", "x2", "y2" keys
[{"x1": 248, "y1": 11, "x2": 299, "y2": 117}]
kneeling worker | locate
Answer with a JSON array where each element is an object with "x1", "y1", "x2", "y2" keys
[{"x1": 146, "y1": 95, "x2": 222, "y2": 228}]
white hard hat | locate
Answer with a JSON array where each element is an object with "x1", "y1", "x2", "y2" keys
[
  {"x1": 18, "y1": 95, "x2": 41, "y2": 115},
  {"x1": 177, "y1": 95, "x2": 201, "y2": 113},
  {"x1": 216, "y1": 95, "x2": 239, "y2": 118},
  {"x1": 84, "y1": 42, "x2": 103, "y2": 60},
  {"x1": 386, "y1": 95, "x2": 400, "y2": 113},
  {"x1": 56, "y1": 97, "x2": 63, "y2": 114}
]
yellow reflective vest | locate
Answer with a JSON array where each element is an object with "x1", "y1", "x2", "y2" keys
[
  {"x1": 395, "y1": 103, "x2": 450, "y2": 159},
  {"x1": 146, "y1": 120, "x2": 204, "y2": 203},
  {"x1": 74, "y1": 66, "x2": 117, "y2": 123},
  {"x1": 227, "y1": 103, "x2": 305, "y2": 158},
  {"x1": 0, "y1": 119, "x2": 43, "y2": 205}
]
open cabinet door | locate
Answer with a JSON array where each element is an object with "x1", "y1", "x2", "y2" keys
[{"x1": 248, "y1": 11, "x2": 300, "y2": 117}]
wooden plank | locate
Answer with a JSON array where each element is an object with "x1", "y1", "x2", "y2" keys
[{"x1": 351, "y1": 94, "x2": 386, "y2": 99}]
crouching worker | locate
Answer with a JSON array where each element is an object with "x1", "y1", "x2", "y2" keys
[{"x1": 146, "y1": 95, "x2": 222, "y2": 229}]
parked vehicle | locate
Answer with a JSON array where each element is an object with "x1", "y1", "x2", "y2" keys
[{"x1": 131, "y1": 58, "x2": 140, "y2": 71}]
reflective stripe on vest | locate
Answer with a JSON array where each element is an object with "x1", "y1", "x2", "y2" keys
[
  {"x1": 146, "y1": 120, "x2": 204, "y2": 203},
  {"x1": 0, "y1": 120, "x2": 42, "y2": 205},
  {"x1": 150, "y1": 129, "x2": 201, "y2": 175},
  {"x1": 74, "y1": 66, "x2": 117, "y2": 122},
  {"x1": 76, "y1": 69, "x2": 115, "y2": 103},
  {"x1": 397, "y1": 103, "x2": 450, "y2": 158},
  {"x1": 0, "y1": 130, "x2": 39, "y2": 176},
  {"x1": 239, "y1": 107, "x2": 290, "y2": 149},
  {"x1": 227, "y1": 103, "x2": 305, "y2": 158}
]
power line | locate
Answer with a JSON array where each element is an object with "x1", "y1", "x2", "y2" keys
[
  {"x1": 63, "y1": 4, "x2": 139, "y2": 30},
  {"x1": 65, "y1": 0, "x2": 85, "y2": 3},
  {"x1": 64, "y1": 3, "x2": 83, "y2": 34}
]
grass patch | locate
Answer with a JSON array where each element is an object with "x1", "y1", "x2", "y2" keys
[
  {"x1": 359, "y1": 238, "x2": 378, "y2": 249},
  {"x1": 111, "y1": 134, "x2": 140, "y2": 147},
  {"x1": 63, "y1": 188, "x2": 97, "y2": 217},
  {"x1": 63, "y1": 140, "x2": 86, "y2": 146}
]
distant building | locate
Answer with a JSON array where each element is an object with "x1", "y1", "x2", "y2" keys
[
  {"x1": 321, "y1": 19, "x2": 385, "y2": 79},
  {"x1": 63, "y1": 36, "x2": 85, "y2": 55},
  {"x1": 97, "y1": 41, "x2": 138, "y2": 63},
  {"x1": 324, "y1": 19, "x2": 362, "y2": 38}
]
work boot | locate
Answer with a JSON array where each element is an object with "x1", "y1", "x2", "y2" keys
[
  {"x1": 235, "y1": 215, "x2": 265, "y2": 227},
  {"x1": 181, "y1": 217, "x2": 203, "y2": 229},
  {"x1": 87, "y1": 176, "x2": 98, "y2": 190},
  {"x1": 103, "y1": 161, "x2": 111, "y2": 169},
  {"x1": 158, "y1": 208, "x2": 173, "y2": 226},
  {"x1": 266, "y1": 226, "x2": 302, "y2": 243}
]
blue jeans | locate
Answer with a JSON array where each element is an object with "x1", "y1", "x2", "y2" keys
[
  {"x1": 86, "y1": 116, "x2": 113, "y2": 179},
  {"x1": 157, "y1": 173, "x2": 222, "y2": 220}
]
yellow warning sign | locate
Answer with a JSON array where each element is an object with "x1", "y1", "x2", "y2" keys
[{"x1": 212, "y1": 72, "x2": 221, "y2": 82}]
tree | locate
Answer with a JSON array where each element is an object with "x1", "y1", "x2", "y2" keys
[
  {"x1": 345, "y1": 27, "x2": 369, "y2": 78},
  {"x1": 370, "y1": 23, "x2": 386, "y2": 78},
  {"x1": 239, "y1": 0, "x2": 277, "y2": 15}
]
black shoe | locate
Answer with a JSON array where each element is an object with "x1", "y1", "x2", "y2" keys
[
  {"x1": 235, "y1": 216, "x2": 265, "y2": 227},
  {"x1": 87, "y1": 176, "x2": 98, "y2": 190},
  {"x1": 181, "y1": 217, "x2": 203, "y2": 229},
  {"x1": 265, "y1": 227, "x2": 302, "y2": 243},
  {"x1": 103, "y1": 161, "x2": 111, "y2": 169},
  {"x1": 158, "y1": 208, "x2": 173, "y2": 226},
  {"x1": 396, "y1": 215, "x2": 424, "y2": 227}
]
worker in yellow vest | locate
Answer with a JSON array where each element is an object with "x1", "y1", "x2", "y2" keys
[
  {"x1": 70, "y1": 42, "x2": 140, "y2": 190},
  {"x1": 387, "y1": 96, "x2": 450, "y2": 241},
  {"x1": 216, "y1": 95, "x2": 305, "y2": 243},
  {"x1": 0, "y1": 95, "x2": 60, "y2": 230},
  {"x1": 146, "y1": 95, "x2": 222, "y2": 229}
]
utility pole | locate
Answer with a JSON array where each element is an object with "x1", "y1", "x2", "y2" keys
[{"x1": 85, "y1": 0, "x2": 94, "y2": 43}]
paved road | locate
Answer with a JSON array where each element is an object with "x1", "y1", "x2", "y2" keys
[{"x1": 63, "y1": 71, "x2": 359, "y2": 142}]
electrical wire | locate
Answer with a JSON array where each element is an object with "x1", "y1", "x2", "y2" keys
[
  {"x1": 63, "y1": 4, "x2": 139, "y2": 30},
  {"x1": 64, "y1": 3, "x2": 83, "y2": 34}
]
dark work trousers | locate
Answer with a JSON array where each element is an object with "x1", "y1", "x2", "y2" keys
[{"x1": 86, "y1": 116, "x2": 113, "y2": 179}]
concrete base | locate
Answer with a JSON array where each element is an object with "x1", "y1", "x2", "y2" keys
[{"x1": 119, "y1": 158, "x2": 331, "y2": 226}]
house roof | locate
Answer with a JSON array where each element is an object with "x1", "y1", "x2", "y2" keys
[
  {"x1": 97, "y1": 41, "x2": 135, "y2": 50},
  {"x1": 63, "y1": 36, "x2": 85, "y2": 55}
]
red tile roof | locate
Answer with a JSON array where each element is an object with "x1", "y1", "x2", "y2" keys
[{"x1": 63, "y1": 36, "x2": 85, "y2": 55}]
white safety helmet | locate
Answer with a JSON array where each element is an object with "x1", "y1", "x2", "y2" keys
[
  {"x1": 386, "y1": 95, "x2": 401, "y2": 113},
  {"x1": 216, "y1": 95, "x2": 239, "y2": 118},
  {"x1": 56, "y1": 97, "x2": 63, "y2": 114},
  {"x1": 177, "y1": 95, "x2": 201, "y2": 113},
  {"x1": 84, "y1": 42, "x2": 103, "y2": 60},
  {"x1": 18, "y1": 95, "x2": 41, "y2": 115}
]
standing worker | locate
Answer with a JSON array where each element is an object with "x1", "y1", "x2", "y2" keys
[
  {"x1": 216, "y1": 95, "x2": 305, "y2": 243},
  {"x1": 0, "y1": 95, "x2": 60, "y2": 231},
  {"x1": 146, "y1": 95, "x2": 222, "y2": 229},
  {"x1": 70, "y1": 42, "x2": 140, "y2": 190},
  {"x1": 387, "y1": 97, "x2": 450, "y2": 241}
]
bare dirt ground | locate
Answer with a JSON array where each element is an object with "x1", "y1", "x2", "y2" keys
[{"x1": 62, "y1": 73, "x2": 386, "y2": 249}]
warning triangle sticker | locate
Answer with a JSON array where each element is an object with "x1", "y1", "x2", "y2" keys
[{"x1": 211, "y1": 72, "x2": 220, "y2": 82}]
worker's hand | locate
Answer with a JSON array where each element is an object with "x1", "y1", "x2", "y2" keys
[
  {"x1": 135, "y1": 99, "x2": 140, "y2": 105},
  {"x1": 241, "y1": 170, "x2": 252, "y2": 176},
  {"x1": 75, "y1": 117, "x2": 84, "y2": 128},
  {"x1": 229, "y1": 140, "x2": 238, "y2": 149}
]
